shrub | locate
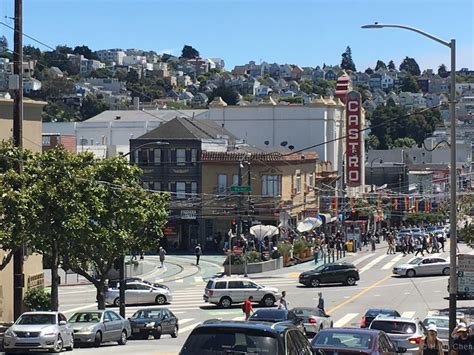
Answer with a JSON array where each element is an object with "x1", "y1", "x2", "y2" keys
[
  {"x1": 245, "y1": 251, "x2": 262, "y2": 263},
  {"x1": 24, "y1": 287, "x2": 51, "y2": 311},
  {"x1": 277, "y1": 243, "x2": 291, "y2": 257},
  {"x1": 293, "y1": 239, "x2": 308, "y2": 254},
  {"x1": 223, "y1": 254, "x2": 244, "y2": 266}
]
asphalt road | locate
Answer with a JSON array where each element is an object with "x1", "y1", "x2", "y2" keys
[{"x1": 3, "y1": 243, "x2": 473, "y2": 355}]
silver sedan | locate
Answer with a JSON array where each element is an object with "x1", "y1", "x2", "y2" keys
[
  {"x1": 105, "y1": 281, "x2": 173, "y2": 306},
  {"x1": 392, "y1": 256, "x2": 450, "y2": 277},
  {"x1": 69, "y1": 310, "x2": 131, "y2": 347},
  {"x1": 291, "y1": 307, "x2": 333, "y2": 338}
]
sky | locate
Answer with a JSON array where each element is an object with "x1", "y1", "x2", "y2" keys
[{"x1": 1, "y1": 0, "x2": 473, "y2": 72}]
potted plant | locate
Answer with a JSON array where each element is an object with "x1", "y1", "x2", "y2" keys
[{"x1": 277, "y1": 243, "x2": 292, "y2": 266}]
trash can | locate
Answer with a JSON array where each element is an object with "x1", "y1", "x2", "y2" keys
[{"x1": 346, "y1": 241, "x2": 353, "y2": 252}]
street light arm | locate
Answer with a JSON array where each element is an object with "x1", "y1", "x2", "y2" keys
[
  {"x1": 361, "y1": 23, "x2": 451, "y2": 47},
  {"x1": 122, "y1": 141, "x2": 169, "y2": 157}
]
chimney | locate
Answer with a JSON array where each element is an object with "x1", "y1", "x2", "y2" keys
[{"x1": 133, "y1": 97, "x2": 140, "y2": 110}]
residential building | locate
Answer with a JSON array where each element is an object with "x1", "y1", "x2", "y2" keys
[
  {"x1": 191, "y1": 93, "x2": 208, "y2": 108},
  {"x1": 209, "y1": 58, "x2": 225, "y2": 70},
  {"x1": 96, "y1": 49, "x2": 126, "y2": 65},
  {"x1": 80, "y1": 58, "x2": 105, "y2": 75},
  {"x1": 0, "y1": 97, "x2": 47, "y2": 322},
  {"x1": 23, "y1": 78, "x2": 42, "y2": 94},
  {"x1": 86, "y1": 78, "x2": 124, "y2": 95},
  {"x1": 123, "y1": 55, "x2": 147, "y2": 66},
  {"x1": 42, "y1": 133, "x2": 76, "y2": 152}
]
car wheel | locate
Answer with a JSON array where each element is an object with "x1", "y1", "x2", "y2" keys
[
  {"x1": 171, "y1": 325, "x2": 178, "y2": 338},
  {"x1": 53, "y1": 335, "x2": 63, "y2": 353},
  {"x1": 155, "y1": 295, "x2": 167, "y2": 305},
  {"x1": 310, "y1": 278, "x2": 320, "y2": 287},
  {"x1": 93, "y1": 331, "x2": 102, "y2": 347},
  {"x1": 118, "y1": 330, "x2": 127, "y2": 345},
  {"x1": 153, "y1": 326, "x2": 162, "y2": 339},
  {"x1": 442, "y1": 267, "x2": 450, "y2": 276},
  {"x1": 141, "y1": 332, "x2": 150, "y2": 340},
  {"x1": 113, "y1": 297, "x2": 120, "y2": 307},
  {"x1": 261, "y1": 294, "x2": 275, "y2": 307},
  {"x1": 406, "y1": 269, "x2": 416, "y2": 277},
  {"x1": 66, "y1": 334, "x2": 74, "y2": 351},
  {"x1": 345, "y1": 276, "x2": 356, "y2": 286},
  {"x1": 218, "y1": 296, "x2": 232, "y2": 308}
]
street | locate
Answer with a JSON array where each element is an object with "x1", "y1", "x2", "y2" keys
[{"x1": 5, "y1": 243, "x2": 474, "y2": 354}]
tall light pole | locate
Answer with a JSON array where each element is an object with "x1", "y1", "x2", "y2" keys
[{"x1": 362, "y1": 23, "x2": 457, "y2": 349}]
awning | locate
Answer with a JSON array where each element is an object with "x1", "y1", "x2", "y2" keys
[
  {"x1": 318, "y1": 213, "x2": 332, "y2": 224},
  {"x1": 297, "y1": 217, "x2": 322, "y2": 233},
  {"x1": 250, "y1": 225, "x2": 279, "y2": 240},
  {"x1": 330, "y1": 216, "x2": 338, "y2": 223}
]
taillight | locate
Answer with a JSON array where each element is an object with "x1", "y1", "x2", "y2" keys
[
  {"x1": 355, "y1": 268, "x2": 359, "y2": 273},
  {"x1": 360, "y1": 316, "x2": 366, "y2": 328},
  {"x1": 409, "y1": 336, "x2": 423, "y2": 345},
  {"x1": 208, "y1": 290, "x2": 213, "y2": 296},
  {"x1": 308, "y1": 317, "x2": 317, "y2": 324}
]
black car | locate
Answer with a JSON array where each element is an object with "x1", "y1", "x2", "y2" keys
[
  {"x1": 248, "y1": 309, "x2": 305, "y2": 334},
  {"x1": 129, "y1": 308, "x2": 178, "y2": 339},
  {"x1": 361, "y1": 309, "x2": 401, "y2": 328},
  {"x1": 179, "y1": 320, "x2": 313, "y2": 355},
  {"x1": 299, "y1": 262, "x2": 360, "y2": 287}
]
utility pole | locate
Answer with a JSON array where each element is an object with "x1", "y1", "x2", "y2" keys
[
  {"x1": 13, "y1": 0, "x2": 24, "y2": 320},
  {"x1": 237, "y1": 160, "x2": 244, "y2": 274}
]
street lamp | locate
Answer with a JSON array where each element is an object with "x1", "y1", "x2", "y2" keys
[
  {"x1": 122, "y1": 141, "x2": 169, "y2": 158},
  {"x1": 362, "y1": 23, "x2": 457, "y2": 348}
]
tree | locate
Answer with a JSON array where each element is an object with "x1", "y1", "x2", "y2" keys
[
  {"x1": 89, "y1": 67, "x2": 114, "y2": 79},
  {"x1": 366, "y1": 134, "x2": 380, "y2": 150},
  {"x1": 80, "y1": 94, "x2": 110, "y2": 120},
  {"x1": 364, "y1": 67, "x2": 374, "y2": 75},
  {"x1": 300, "y1": 80, "x2": 313, "y2": 94},
  {"x1": 392, "y1": 137, "x2": 416, "y2": 149},
  {"x1": 387, "y1": 60, "x2": 396, "y2": 70},
  {"x1": 208, "y1": 86, "x2": 239, "y2": 105},
  {"x1": 375, "y1": 60, "x2": 387, "y2": 71},
  {"x1": 42, "y1": 101, "x2": 81, "y2": 122},
  {"x1": 461, "y1": 223, "x2": 474, "y2": 249},
  {"x1": 400, "y1": 74, "x2": 420, "y2": 93},
  {"x1": 340, "y1": 46, "x2": 356, "y2": 71},
  {"x1": 73, "y1": 45, "x2": 98, "y2": 60},
  {"x1": 399, "y1": 56, "x2": 421, "y2": 76},
  {"x1": 181, "y1": 45, "x2": 199, "y2": 59},
  {"x1": 125, "y1": 69, "x2": 139, "y2": 84},
  {"x1": 438, "y1": 64, "x2": 448, "y2": 78},
  {"x1": 23, "y1": 45, "x2": 42, "y2": 60},
  {"x1": 312, "y1": 79, "x2": 335, "y2": 96},
  {"x1": 61, "y1": 156, "x2": 169, "y2": 309},
  {"x1": 30, "y1": 77, "x2": 76, "y2": 101}
]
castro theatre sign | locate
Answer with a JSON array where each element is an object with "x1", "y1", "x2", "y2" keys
[{"x1": 345, "y1": 91, "x2": 362, "y2": 187}]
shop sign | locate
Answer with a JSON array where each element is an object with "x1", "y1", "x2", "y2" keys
[
  {"x1": 181, "y1": 210, "x2": 197, "y2": 220},
  {"x1": 346, "y1": 91, "x2": 362, "y2": 187}
]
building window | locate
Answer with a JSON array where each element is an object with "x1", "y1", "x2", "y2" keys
[
  {"x1": 154, "y1": 149, "x2": 161, "y2": 164},
  {"x1": 191, "y1": 182, "x2": 198, "y2": 196},
  {"x1": 218, "y1": 174, "x2": 227, "y2": 194},
  {"x1": 295, "y1": 172, "x2": 301, "y2": 193},
  {"x1": 42, "y1": 135, "x2": 51, "y2": 146},
  {"x1": 232, "y1": 174, "x2": 239, "y2": 186},
  {"x1": 176, "y1": 149, "x2": 186, "y2": 166},
  {"x1": 176, "y1": 182, "x2": 186, "y2": 199},
  {"x1": 191, "y1": 149, "x2": 198, "y2": 163},
  {"x1": 308, "y1": 173, "x2": 314, "y2": 190},
  {"x1": 261, "y1": 175, "x2": 281, "y2": 196}
]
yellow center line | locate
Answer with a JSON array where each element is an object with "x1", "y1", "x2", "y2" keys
[{"x1": 326, "y1": 275, "x2": 392, "y2": 314}]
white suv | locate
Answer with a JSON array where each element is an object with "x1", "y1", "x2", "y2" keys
[{"x1": 203, "y1": 277, "x2": 280, "y2": 308}]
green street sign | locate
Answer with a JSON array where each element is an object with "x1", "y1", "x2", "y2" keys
[{"x1": 230, "y1": 185, "x2": 251, "y2": 193}]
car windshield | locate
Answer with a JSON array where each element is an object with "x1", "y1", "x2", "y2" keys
[
  {"x1": 370, "y1": 321, "x2": 417, "y2": 334},
  {"x1": 206, "y1": 280, "x2": 214, "y2": 289},
  {"x1": 367, "y1": 309, "x2": 396, "y2": 317},
  {"x1": 249, "y1": 310, "x2": 286, "y2": 321},
  {"x1": 312, "y1": 331, "x2": 373, "y2": 349},
  {"x1": 180, "y1": 327, "x2": 278, "y2": 354},
  {"x1": 408, "y1": 257, "x2": 423, "y2": 265},
  {"x1": 132, "y1": 310, "x2": 163, "y2": 319},
  {"x1": 293, "y1": 308, "x2": 320, "y2": 317},
  {"x1": 69, "y1": 312, "x2": 101, "y2": 323},
  {"x1": 423, "y1": 318, "x2": 449, "y2": 329},
  {"x1": 17, "y1": 314, "x2": 56, "y2": 325},
  {"x1": 314, "y1": 264, "x2": 326, "y2": 272}
]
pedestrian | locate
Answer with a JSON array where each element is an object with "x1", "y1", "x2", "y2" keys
[
  {"x1": 370, "y1": 234, "x2": 376, "y2": 252},
  {"x1": 278, "y1": 290, "x2": 288, "y2": 310},
  {"x1": 313, "y1": 245, "x2": 319, "y2": 264},
  {"x1": 422, "y1": 235, "x2": 430, "y2": 254},
  {"x1": 431, "y1": 234, "x2": 439, "y2": 253},
  {"x1": 317, "y1": 292, "x2": 326, "y2": 316},
  {"x1": 438, "y1": 234, "x2": 445, "y2": 252},
  {"x1": 401, "y1": 237, "x2": 407, "y2": 256},
  {"x1": 243, "y1": 295, "x2": 254, "y2": 320},
  {"x1": 159, "y1": 246, "x2": 166, "y2": 268},
  {"x1": 194, "y1": 244, "x2": 202, "y2": 266},
  {"x1": 451, "y1": 324, "x2": 473, "y2": 355},
  {"x1": 419, "y1": 324, "x2": 443, "y2": 355},
  {"x1": 415, "y1": 237, "x2": 424, "y2": 256},
  {"x1": 387, "y1": 234, "x2": 395, "y2": 254}
]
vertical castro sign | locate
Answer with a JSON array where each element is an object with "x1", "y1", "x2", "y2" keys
[{"x1": 345, "y1": 91, "x2": 362, "y2": 187}]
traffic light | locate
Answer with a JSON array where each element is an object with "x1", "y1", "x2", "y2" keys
[
  {"x1": 231, "y1": 219, "x2": 237, "y2": 234},
  {"x1": 242, "y1": 220, "x2": 250, "y2": 234}
]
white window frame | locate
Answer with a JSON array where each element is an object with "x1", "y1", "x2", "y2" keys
[
  {"x1": 261, "y1": 175, "x2": 281, "y2": 196},
  {"x1": 295, "y1": 172, "x2": 301, "y2": 193},
  {"x1": 176, "y1": 148, "x2": 186, "y2": 166},
  {"x1": 218, "y1": 174, "x2": 227, "y2": 194},
  {"x1": 176, "y1": 182, "x2": 186, "y2": 199}
]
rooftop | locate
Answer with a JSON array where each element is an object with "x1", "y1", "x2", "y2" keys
[{"x1": 85, "y1": 109, "x2": 208, "y2": 123}]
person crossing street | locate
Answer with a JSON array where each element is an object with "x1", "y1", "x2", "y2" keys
[{"x1": 194, "y1": 244, "x2": 202, "y2": 266}]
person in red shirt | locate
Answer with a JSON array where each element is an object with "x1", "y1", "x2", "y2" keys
[{"x1": 243, "y1": 296, "x2": 254, "y2": 320}]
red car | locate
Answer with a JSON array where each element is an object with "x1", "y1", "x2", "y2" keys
[{"x1": 311, "y1": 328, "x2": 407, "y2": 354}]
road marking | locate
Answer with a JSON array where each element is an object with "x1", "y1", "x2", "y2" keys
[
  {"x1": 431, "y1": 253, "x2": 441, "y2": 257},
  {"x1": 382, "y1": 254, "x2": 404, "y2": 270},
  {"x1": 404, "y1": 292, "x2": 411, "y2": 295},
  {"x1": 179, "y1": 322, "x2": 200, "y2": 334},
  {"x1": 333, "y1": 313, "x2": 359, "y2": 327},
  {"x1": 154, "y1": 279, "x2": 164, "y2": 283},
  {"x1": 373, "y1": 294, "x2": 381, "y2": 297},
  {"x1": 401, "y1": 311, "x2": 416, "y2": 318},
  {"x1": 427, "y1": 310, "x2": 438, "y2": 316},
  {"x1": 194, "y1": 277, "x2": 203, "y2": 283},
  {"x1": 232, "y1": 316, "x2": 242, "y2": 321},
  {"x1": 327, "y1": 275, "x2": 392, "y2": 314},
  {"x1": 178, "y1": 318, "x2": 195, "y2": 325},
  {"x1": 286, "y1": 272, "x2": 301, "y2": 278},
  {"x1": 61, "y1": 303, "x2": 97, "y2": 314},
  {"x1": 58, "y1": 289, "x2": 95, "y2": 295},
  {"x1": 469, "y1": 250, "x2": 474, "y2": 255},
  {"x1": 352, "y1": 254, "x2": 373, "y2": 265},
  {"x1": 174, "y1": 279, "x2": 184, "y2": 283},
  {"x1": 360, "y1": 254, "x2": 388, "y2": 274}
]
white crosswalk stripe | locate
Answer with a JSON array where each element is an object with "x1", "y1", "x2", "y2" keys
[
  {"x1": 333, "y1": 313, "x2": 359, "y2": 327},
  {"x1": 382, "y1": 254, "x2": 404, "y2": 270},
  {"x1": 179, "y1": 318, "x2": 195, "y2": 325},
  {"x1": 360, "y1": 254, "x2": 388, "y2": 274},
  {"x1": 352, "y1": 254, "x2": 373, "y2": 265},
  {"x1": 180, "y1": 322, "x2": 201, "y2": 334},
  {"x1": 401, "y1": 311, "x2": 416, "y2": 318}
]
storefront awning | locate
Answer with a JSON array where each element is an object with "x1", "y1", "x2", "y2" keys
[{"x1": 297, "y1": 217, "x2": 323, "y2": 233}]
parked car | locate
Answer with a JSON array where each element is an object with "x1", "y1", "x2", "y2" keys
[
  {"x1": 392, "y1": 256, "x2": 450, "y2": 277},
  {"x1": 179, "y1": 320, "x2": 313, "y2": 355},
  {"x1": 105, "y1": 281, "x2": 173, "y2": 306},
  {"x1": 298, "y1": 262, "x2": 360, "y2": 287},
  {"x1": 129, "y1": 308, "x2": 178, "y2": 339},
  {"x1": 108, "y1": 277, "x2": 169, "y2": 291},
  {"x1": 311, "y1": 328, "x2": 406, "y2": 354},
  {"x1": 68, "y1": 310, "x2": 130, "y2": 347},
  {"x1": 203, "y1": 276, "x2": 279, "y2": 308},
  {"x1": 361, "y1": 309, "x2": 401, "y2": 328},
  {"x1": 369, "y1": 315, "x2": 426, "y2": 354},
  {"x1": 248, "y1": 309, "x2": 305, "y2": 334},
  {"x1": 292, "y1": 307, "x2": 333, "y2": 337},
  {"x1": 3, "y1": 311, "x2": 74, "y2": 354}
]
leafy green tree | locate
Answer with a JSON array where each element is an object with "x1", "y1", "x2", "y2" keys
[
  {"x1": 387, "y1": 60, "x2": 396, "y2": 70},
  {"x1": 23, "y1": 45, "x2": 42, "y2": 60},
  {"x1": 364, "y1": 67, "x2": 374, "y2": 75},
  {"x1": 400, "y1": 74, "x2": 420, "y2": 93},
  {"x1": 340, "y1": 46, "x2": 356, "y2": 71},
  {"x1": 375, "y1": 60, "x2": 386, "y2": 71},
  {"x1": 181, "y1": 45, "x2": 199, "y2": 59},
  {"x1": 300, "y1": 80, "x2": 313, "y2": 94},
  {"x1": 461, "y1": 223, "x2": 474, "y2": 249},
  {"x1": 312, "y1": 79, "x2": 335, "y2": 96},
  {"x1": 80, "y1": 94, "x2": 110, "y2": 120},
  {"x1": 125, "y1": 69, "x2": 140, "y2": 84},
  {"x1": 208, "y1": 86, "x2": 239, "y2": 105},
  {"x1": 115, "y1": 68, "x2": 128, "y2": 81},
  {"x1": 73, "y1": 45, "x2": 98, "y2": 60},
  {"x1": 55, "y1": 45, "x2": 74, "y2": 55},
  {"x1": 30, "y1": 77, "x2": 76, "y2": 101},
  {"x1": 365, "y1": 134, "x2": 380, "y2": 150},
  {"x1": 392, "y1": 137, "x2": 416, "y2": 148},
  {"x1": 89, "y1": 67, "x2": 114, "y2": 79},
  {"x1": 42, "y1": 101, "x2": 81, "y2": 122},
  {"x1": 0, "y1": 51, "x2": 13, "y2": 60},
  {"x1": 438, "y1": 64, "x2": 448, "y2": 78},
  {"x1": 399, "y1": 56, "x2": 421, "y2": 76}
]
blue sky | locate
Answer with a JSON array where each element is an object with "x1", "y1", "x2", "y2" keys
[{"x1": 1, "y1": 0, "x2": 473, "y2": 71}]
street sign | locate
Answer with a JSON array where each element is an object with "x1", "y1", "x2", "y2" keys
[
  {"x1": 458, "y1": 254, "x2": 474, "y2": 272},
  {"x1": 458, "y1": 271, "x2": 474, "y2": 292},
  {"x1": 230, "y1": 185, "x2": 251, "y2": 193}
]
